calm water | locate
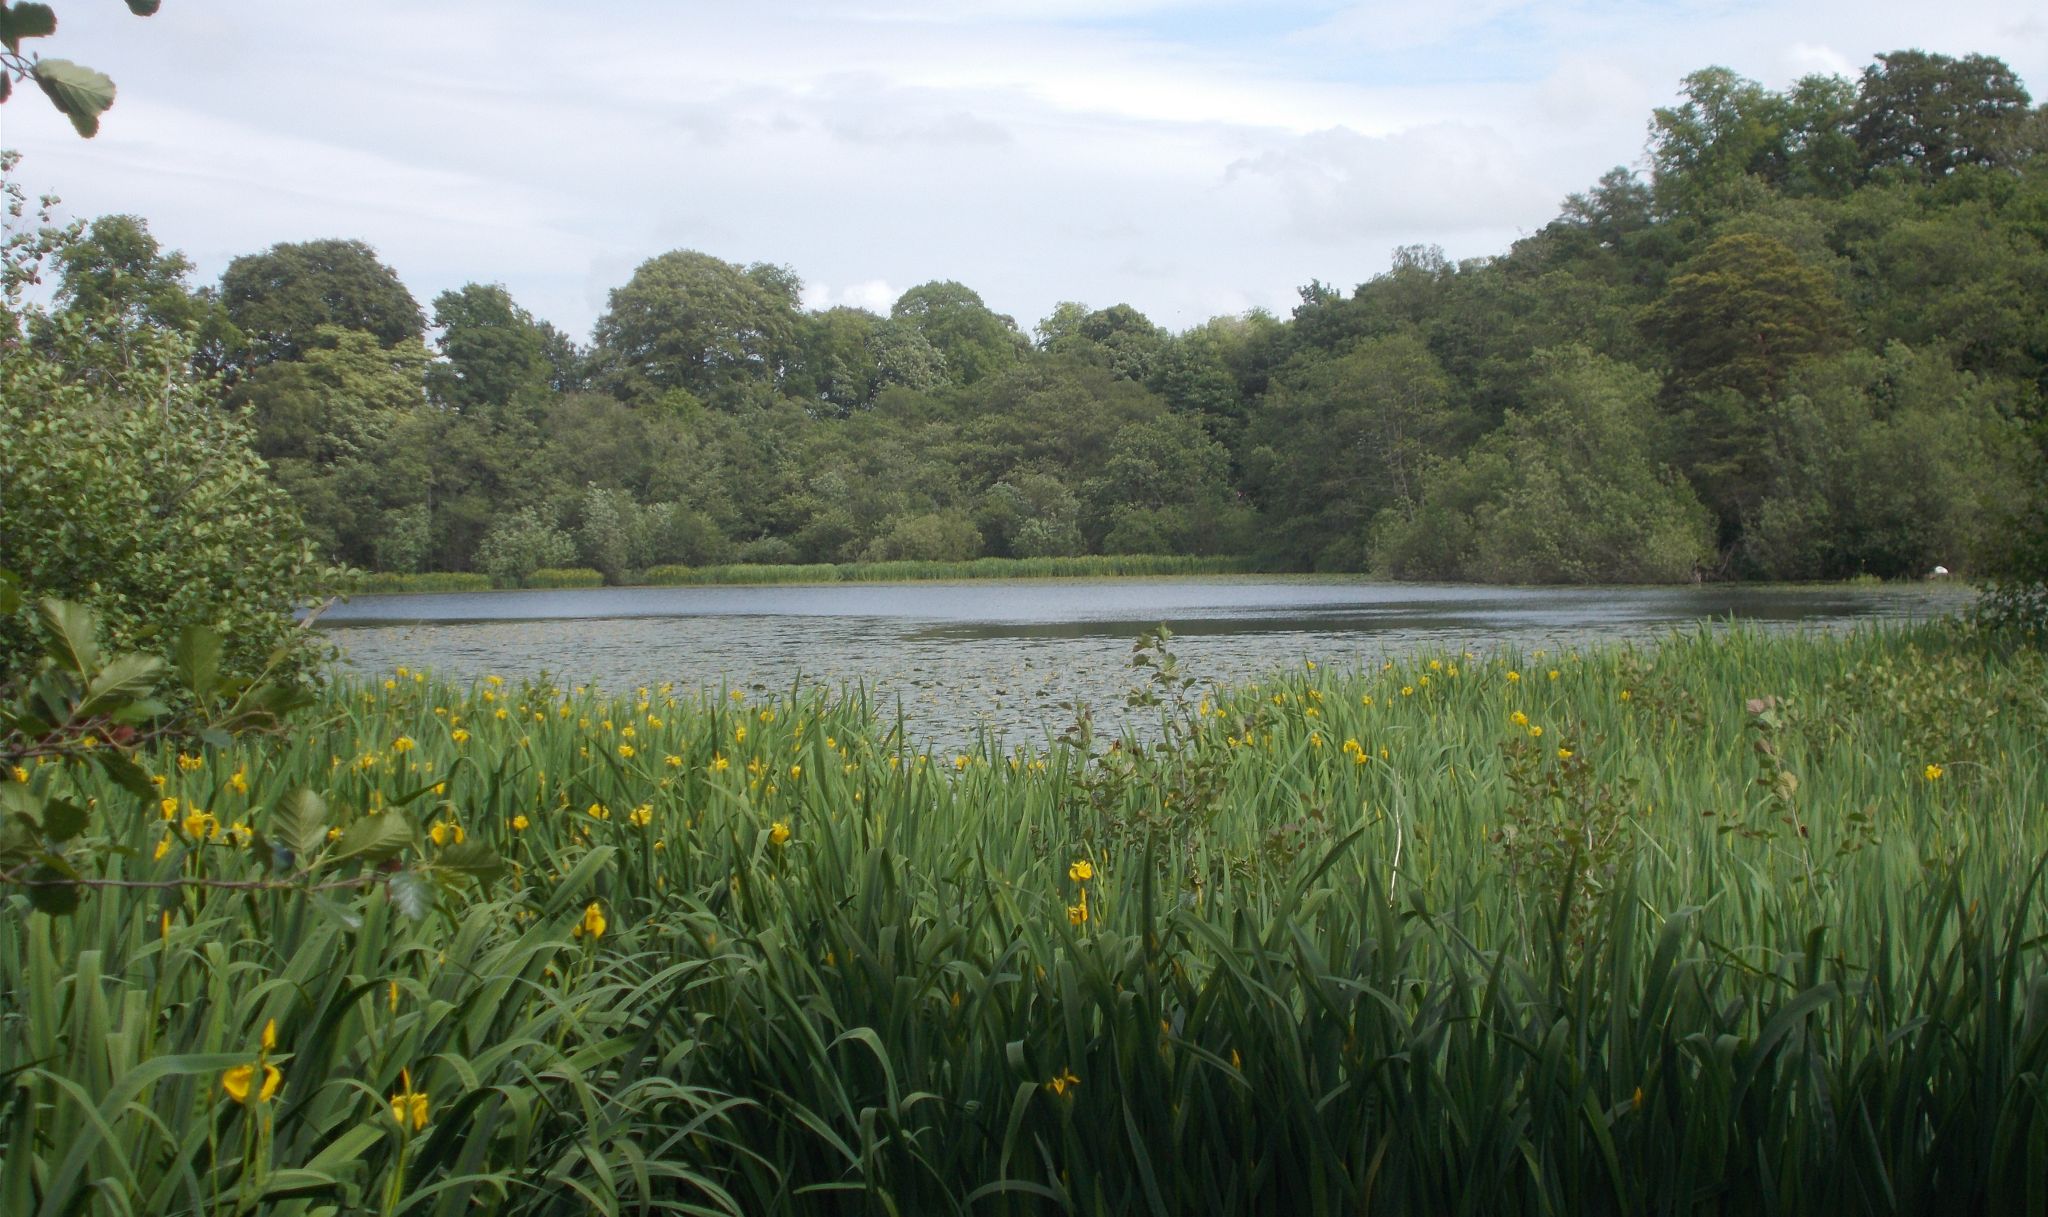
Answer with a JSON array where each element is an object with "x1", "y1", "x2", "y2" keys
[{"x1": 316, "y1": 578, "x2": 1970, "y2": 748}]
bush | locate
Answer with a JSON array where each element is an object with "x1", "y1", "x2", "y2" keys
[
  {"x1": 0, "y1": 316, "x2": 339, "y2": 685},
  {"x1": 477, "y1": 507, "x2": 576, "y2": 586}
]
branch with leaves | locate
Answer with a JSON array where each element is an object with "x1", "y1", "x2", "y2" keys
[{"x1": 0, "y1": 0, "x2": 159, "y2": 137}]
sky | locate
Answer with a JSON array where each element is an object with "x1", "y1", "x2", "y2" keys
[{"x1": 3, "y1": 1, "x2": 2045, "y2": 343}]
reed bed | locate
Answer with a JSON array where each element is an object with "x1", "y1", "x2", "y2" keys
[{"x1": 4, "y1": 623, "x2": 2047, "y2": 1214}]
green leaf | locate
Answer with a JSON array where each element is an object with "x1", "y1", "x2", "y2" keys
[
  {"x1": 89, "y1": 750, "x2": 155, "y2": 798},
  {"x1": 271, "y1": 788, "x2": 330, "y2": 863},
  {"x1": 79, "y1": 652, "x2": 166, "y2": 717},
  {"x1": 38, "y1": 599, "x2": 101, "y2": 675},
  {"x1": 126, "y1": 0, "x2": 161, "y2": 14},
  {"x1": 0, "y1": 4, "x2": 58, "y2": 53},
  {"x1": 0, "y1": 569, "x2": 19, "y2": 616},
  {"x1": 432, "y1": 841, "x2": 508, "y2": 883},
  {"x1": 40, "y1": 800, "x2": 89, "y2": 843},
  {"x1": 330, "y1": 814, "x2": 415, "y2": 866},
  {"x1": 33, "y1": 59, "x2": 117, "y2": 138},
  {"x1": 387, "y1": 870, "x2": 433, "y2": 920},
  {"x1": 174, "y1": 625, "x2": 222, "y2": 702},
  {"x1": 24, "y1": 863, "x2": 80, "y2": 915}
]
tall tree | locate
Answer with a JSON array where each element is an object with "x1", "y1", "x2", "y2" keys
[
  {"x1": 590, "y1": 249, "x2": 800, "y2": 402},
  {"x1": 891, "y1": 280, "x2": 1024, "y2": 386},
  {"x1": 1854, "y1": 50, "x2": 2034, "y2": 179},
  {"x1": 218, "y1": 238, "x2": 424, "y2": 369}
]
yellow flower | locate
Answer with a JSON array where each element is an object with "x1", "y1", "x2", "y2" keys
[
  {"x1": 733, "y1": 725, "x2": 747, "y2": 743},
  {"x1": 176, "y1": 752, "x2": 204, "y2": 772},
  {"x1": 1509, "y1": 710, "x2": 1528, "y2": 727},
  {"x1": 1360, "y1": 695, "x2": 1373, "y2": 707},
  {"x1": 572, "y1": 902, "x2": 607, "y2": 940},
  {"x1": 587, "y1": 802, "x2": 610, "y2": 821},
  {"x1": 262, "y1": 1018, "x2": 277, "y2": 1051},
  {"x1": 388, "y1": 1069, "x2": 430, "y2": 1131},
  {"x1": 160, "y1": 796, "x2": 179, "y2": 819},
  {"x1": 1428, "y1": 658, "x2": 1442, "y2": 672},
  {"x1": 769, "y1": 821, "x2": 792, "y2": 846},
  {"x1": 451, "y1": 728, "x2": 470, "y2": 744},
  {"x1": 221, "y1": 1062, "x2": 282, "y2": 1106},
  {"x1": 1400, "y1": 686, "x2": 1414, "y2": 697},
  {"x1": 13, "y1": 765, "x2": 31, "y2": 783},
  {"x1": 790, "y1": 764, "x2": 803, "y2": 780},
  {"x1": 486, "y1": 674, "x2": 504, "y2": 688},
  {"x1": 665, "y1": 754, "x2": 683, "y2": 768},
  {"x1": 629, "y1": 804, "x2": 653, "y2": 828},
  {"x1": 1548, "y1": 669, "x2": 1560, "y2": 681},
  {"x1": 429, "y1": 821, "x2": 465, "y2": 847},
  {"x1": 1506, "y1": 670, "x2": 1520, "y2": 683},
  {"x1": 617, "y1": 743, "x2": 636, "y2": 759},
  {"x1": 153, "y1": 835, "x2": 172, "y2": 861},
  {"x1": 1308, "y1": 732, "x2": 1322, "y2": 748},
  {"x1": 1619, "y1": 689, "x2": 1632, "y2": 702},
  {"x1": 1557, "y1": 748, "x2": 1574, "y2": 760},
  {"x1": 392, "y1": 736, "x2": 415, "y2": 754},
  {"x1": 389, "y1": 979, "x2": 401, "y2": 1014},
  {"x1": 1528, "y1": 725, "x2": 1544, "y2": 739},
  {"x1": 1924, "y1": 764, "x2": 1944, "y2": 782},
  {"x1": 228, "y1": 769, "x2": 249, "y2": 795},
  {"x1": 1067, "y1": 890, "x2": 1090, "y2": 925},
  {"x1": 182, "y1": 810, "x2": 217, "y2": 840},
  {"x1": 712, "y1": 754, "x2": 730, "y2": 772},
  {"x1": 1069, "y1": 859, "x2": 1094, "y2": 883},
  {"x1": 1045, "y1": 1067, "x2": 1080, "y2": 1097},
  {"x1": 512, "y1": 814, "x2": 530, "y2": 832}
]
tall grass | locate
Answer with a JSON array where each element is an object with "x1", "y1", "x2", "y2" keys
[{"x1": 5, "y1": 623, "x2": 2047, "y2": 1212}]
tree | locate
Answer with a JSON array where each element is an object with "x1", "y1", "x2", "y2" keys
[
  {"x1": 218, "y1": 238, "x2": 424, "y2": 369},
  {"x1": 427, "y1": 282, "x2": 552, "y2": 422},
  {"x1": 891, "y1": 280, "x2": 1025, "y2": 386},
  {"x1": 590, "y1": 249, "x2": 801, "y2": 402},
  {"x1": 1648, "y1": 67, "x2": 1787, "y2": 218},
  {"x1": 1854, "y1": 51, "x2": 2034, "y2": 179},
  {"x1": 0, "y1": 1, "x2": 159, "y2": 137},
  {"x1": 1642, "y1": 232, "x2": 1846, "y2": 403},
  {"x1": 1372, "y1": 347, "x2": 1715, "y2": 583}
]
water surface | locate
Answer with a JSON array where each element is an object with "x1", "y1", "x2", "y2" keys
[{"x1": 317, "y1": 578, "x2": 1969, "y2": 748}]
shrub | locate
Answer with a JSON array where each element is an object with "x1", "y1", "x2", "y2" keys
[{"x1": 0, "y1": 316, "x2": 338, "y2": 685}]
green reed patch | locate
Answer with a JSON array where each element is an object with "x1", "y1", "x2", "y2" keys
[{"x1": 5, "y1": 623, "x2": 2048, "y2": 1213}]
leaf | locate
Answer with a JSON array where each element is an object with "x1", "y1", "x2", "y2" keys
[
  {"x1": 174, "y1": 625, "x2": 222, "y2": 703},
  {"x1": 38, "y1": 599, "x2": 101, "y2": 675},
  {"x1": 330, "y1": 814, "x2": 416, "y2": 867},
  {"x1": 40, "y1": 800, "x2": 89, "y2": 843},
  {"x1": 0, "y1": 569, "x2": 19, "y2": 616},
  {"x1": 126, "y1": 0, "x2": 161, "y2": 14},
  {"x1": 32, "y1": 59, "x2": 117, "y2": 138},
  {"x1": 24, "y1": 863, "x2": 80, "y2": 915},
  {"x1": 271, "y1": 789, "x2": 330, "y2": 863},
  {"x1": 79, "y1": 653, "x2": 166, "y2": 717},
  {"x1": 387, "y1": 870, "x2": 434, "y2": 921},
  {"x1": 0, "y1": 4, "x2": 57, "y2": 53},
  {"x1": 89, "y1": 750, "x2": 155, "y2": 798},
  {"x1": 431, "y1": 841, "x2": 508, "y2": 884}
]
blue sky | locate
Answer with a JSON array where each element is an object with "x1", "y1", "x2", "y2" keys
[{"x1": 4, "y1": 1, "x2": 2044, "y2": 341}]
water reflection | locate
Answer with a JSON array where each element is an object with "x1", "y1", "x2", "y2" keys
[{"x1": 317, "y1": 578, "x2": 1970, "y2": 749}]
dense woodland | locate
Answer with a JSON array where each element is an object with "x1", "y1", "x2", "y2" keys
[{"x1": 13, "y1": 49, "x2": 2048, "y2": 586}]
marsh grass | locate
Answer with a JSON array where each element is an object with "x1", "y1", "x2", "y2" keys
[{"x1": 5, "y1": 623, "x2": 2048, "y2": 1213}]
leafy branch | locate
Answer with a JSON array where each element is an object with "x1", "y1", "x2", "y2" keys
[{"x1": 0, "y1": 1, "x2": 159, "y2": 137}]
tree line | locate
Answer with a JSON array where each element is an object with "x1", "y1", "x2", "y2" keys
[{"x1": 11, "y1": 48, "x2": 2048, "y2": 590}]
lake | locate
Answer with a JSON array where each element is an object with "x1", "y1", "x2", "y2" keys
[{"x1": 316, "y1": 577, "x2": 1971, "y2": 749}]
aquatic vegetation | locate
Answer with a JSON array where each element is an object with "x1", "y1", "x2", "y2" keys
[{"x1": 4, "y1": 622, "x2": 2048, "y2": 1212}]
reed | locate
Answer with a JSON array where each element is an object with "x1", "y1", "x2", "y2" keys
[{"x1": 5, "y1": 622, "x2": 2046, "y2": 1213}]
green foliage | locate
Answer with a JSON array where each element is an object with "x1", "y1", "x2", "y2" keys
[
  {"x1": 1374, "y1": 346, "x2": 1717, "y2": 583},
  {"x1": 0, "y1": 0, "x2": 156, "y2": 136},
  {"x1": 6, "y1": 624, "x2": 2048, "y2": 1211},
  {"x1": 475, "y1": 507, "x2": 576, "y2": 587},
  {"x1": 590, "y1": 249, "x2": 801, "y2": 402},
  {"x1": 218, "y1": 238, "x2": 425, "y2": 368},
  {"x1": 0, "y1": 316, "x2": 338, "y2": 685}
]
